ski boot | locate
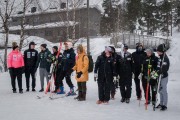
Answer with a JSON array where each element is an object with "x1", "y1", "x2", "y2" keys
[
  {"x1": 156, "y1": 104, "x2": 162, "y2": 109},
  {"x1": 126, "y1": 98, "x2": 130, "y2": 103},
  {"x1": 66, "y1": 87, "x2": 76, "y2": 96},
  {"x1": 57, "y1": 86, "x2": 65, "y2": 94},
  {"x1": 121, "y1": 98, "x2": 125, "y2": 103},
  {"x1": 96, "y1": 100, "x2": 104, "y2": 104},
  {"x1": 160, "y1": 105, "x2": 167, "y2": 111}
]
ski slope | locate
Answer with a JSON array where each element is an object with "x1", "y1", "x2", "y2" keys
[{"x1": 0, "y1": 31, "x2": 180, "y2": 120}]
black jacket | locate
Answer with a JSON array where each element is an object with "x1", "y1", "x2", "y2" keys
[
  {"x1": 142, "y1": 53, "x2": 158, "y2": 77},
  {"x1": 132, "y1": 49, "x2": 146, "y2": 72},
  {"x1": 24, "y1": 45, "x2": 38, "y2": 70},
  {"x1": 94, "y1": 52, "x2": 115, "y2": 82},
  {"x1": 157, "y1": 54, "x2": 170, "y2": 78},
  {"x1": 61, "y1": 48, "x2": 76, "y2": 72}
]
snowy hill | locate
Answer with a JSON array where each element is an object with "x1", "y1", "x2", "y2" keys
[{"x1": 0, "y1": 29, "x2": 180, "y2": 120}]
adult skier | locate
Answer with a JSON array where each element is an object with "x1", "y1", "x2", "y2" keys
[
  {"x1": 24, "y1": 42, "x2": 38, "y2": 92},
  {"x1": 73, "y1": 44, "x2": 89, "y2": 101},
  {"x1": 117, "y1": 44, "x2": 133, "y2": 103},
  {"x1": 7, "y1": 42, "x2": 24, "y2": 93},
  {"x1": 142, "y1": 48, "x2": 158, "y2": 105},
  {"x1": 35, "y1": 44, "x2": 52, "y2": 92},
  {"x1": 156, "y1": 44, "x2": 170, "y2": 111},
  {"x1": 94, "y1": 46, "x2": 115, "y2": 104},
  {"x1": 132, "y1": 43, "x2": 146, "y2": 100},
  {"x1": 56, "y1": 41, "x2": 76, "y2": 96}
]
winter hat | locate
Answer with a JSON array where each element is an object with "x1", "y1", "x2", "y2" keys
[
  {"x1": 53, "y1": 46, "x2": 58, "y2": 51},
  {"x1": 124, "y1": 44, "x2": 128, "y2": 50},
  {"x1": 41, "y1": 44, "x2": 47, "y2": 49},
  {"x1": 105, "y1": 46, "x2": 112, "y2": 52},
  {"x1": 157, "y1": 44, "x2": 166, "y2": 53},
  {"x1": 12, "y1": 42, "x2": 18, "y2": 50},
  {"x1": 64, "y1": 42, "x2": 73, "y2": 49},
  {"x1": 109, "y1": 46, "x2": 116, "y2": 53},
  {"x1": 145, "y1": 48, "x2": 154, "y2": 53},
  {"x1": 77, "y1": 44, "x2": 84, "y2": 53},
  {"x1": 29, "y1": 41, "x2": 36, "y2": 45}
]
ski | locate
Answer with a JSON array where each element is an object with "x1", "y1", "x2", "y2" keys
[{"x1": 37, "y1": 95, "x2": 46, "y2": 99}]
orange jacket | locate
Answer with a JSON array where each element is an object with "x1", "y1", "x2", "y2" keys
[{"x1": 73, "y1": 48, "x2": 89, "y2": 82}]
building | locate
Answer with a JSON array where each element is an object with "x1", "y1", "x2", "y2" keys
[{"x1": 8, "y1": 0, "x2": 103, "y2": 42}]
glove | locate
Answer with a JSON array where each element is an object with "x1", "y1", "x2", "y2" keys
[
  {"x1": 113, "y1": 76, "x2": 117, "y2": 83},
  {"x1": 94, "y1": 73, "x2": 98, "y2": 82},
  {"x1": 77, "y1": 71, "x2": 83, "y2": 78},
  {"x1": 148, "y1": 65, "x2": 152, "y2": 69},
  {"x1": 150, "y1": 71, "x2": 159, "y2": 80}
]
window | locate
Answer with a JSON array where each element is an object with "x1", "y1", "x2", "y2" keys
[
  {"x1": 61, "y1": 3, "x2": 66, "y2": 9},
  {"x1": 58, "y1": 30, "x2": 63, "y2": 36},
  {"x1": 45, "y1": 30, "x2": 53, "y2": 36}
]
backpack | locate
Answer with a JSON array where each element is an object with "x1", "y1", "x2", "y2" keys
[{"x1": 83, "y1": 55, "x2": 94, "y2": 73}]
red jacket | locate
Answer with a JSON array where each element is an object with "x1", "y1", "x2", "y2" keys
[{"x1": 7, "y1": 50, "x2": 24, "y2": 68}]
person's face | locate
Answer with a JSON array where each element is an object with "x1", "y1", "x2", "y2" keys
[
  {"x1": 31, "y1": 45, "x2": 35, "y2": 49},
  {"x1": 146, "y1": 51, "x2": 152, "y2": 57},
  {"x1": 123, "y1": 48, "x2": 127, "y2": 52},
  {"x1": 77, "y1": 49, "x2": 81, "y2": 54},
  {"x1": 105, "y1": 50, "x2": 111, "y2": 57},
  {"x1": 52, "y1": 48, "x2": 56, "y2": 53},
  {"x1": 15, "y1": 47, "x2": 19, "y2": 51},
  {"x1": 40, "y1": 46, "x2": 45, "y2": 51},
  {"x1": 138, "y1": 46, "x2": 143, "y2": 51},
  {"x1": 157, "y1": 51, "x2": 163, "y2": 56},
  {"x1": 65, "y1": 44, "x2": 68, "y2": 50}
]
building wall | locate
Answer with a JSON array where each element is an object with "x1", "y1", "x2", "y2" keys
[{"x1": 9, "y1": 8, "x2": 101, "y2": 42}]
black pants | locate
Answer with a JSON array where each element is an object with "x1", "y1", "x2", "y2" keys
[
  {"x1": 110, "y1": 82, "x2": 116, "y2": 95},
  {"x1": 25, "y1": 69, "x2": 36, "y2": 89},
  {"x1": 142, "y1": 77, "x2": 157, "y2": 102},
  {"x1": 98, "y1": 79, "x2": 111, "y2": 101},
  {"x1": 134, "y1": 71, "x2": 142, "y2": 98},
  {"x1": 56, "y1": 71, "x2": 74, "y2": 88},
  {"x1": 120, "y1": 85, "x2": 132, "y2": 99},
  {"x1": 9, "y1": 68, "x2": 23, "y2": 91}
]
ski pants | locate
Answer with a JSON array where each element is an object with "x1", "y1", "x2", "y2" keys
[
  {"x1": 97, "y1": 78, "x2": 111, "y2": 101},
  {"x1": 120, "y1": 84, "x2": 132, "y2": 99},
  {"x1": 142, "y1": 77, "x2": 157, "y2": 102},
  {"x1": 159, "y1": 77, "x2": 168, "y2": 106},
  {"x1": 39, "y1": 68, "x2": 49, "y2": 89},
  {"x1": 57, "y1": 71, "x2": 74, "y2": 88},
  {"x1": 110, "y1": 81, "x2": 116, "y2": 96},
  {"x1": 9, "y1": 68, "x2": 23, "y2": 91},
  {"x1": 134, "y1": 70, "x2": 142, "y2": 98},
  {"x1": 25, "y1": 69, "x2": 36, "y2": 89}
]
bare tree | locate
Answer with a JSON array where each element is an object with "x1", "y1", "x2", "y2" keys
[
  {"x1": 19, "y1": 0, "x2": 33, "y2": 51},
  {"x1": 0, "y1": 0, "x2": 16, "y2": 72}
]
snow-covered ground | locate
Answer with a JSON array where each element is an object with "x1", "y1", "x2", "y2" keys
[{"x1": 0, "y1": 29, "x2": 180, "y2": 120}]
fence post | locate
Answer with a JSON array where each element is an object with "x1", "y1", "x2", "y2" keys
[{"x1": 123, "y1": 34, "x2": 125, "y2": 44}]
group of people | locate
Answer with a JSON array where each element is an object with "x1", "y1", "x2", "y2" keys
[
  {"x1": 94, "y1": 43, "x2": 169, "y2": 111},
  {"x1": 7, "y1": 40, "x2": 170, "y2": 111}
]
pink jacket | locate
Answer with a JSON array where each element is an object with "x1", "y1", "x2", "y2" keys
[{"x1": 7, "y1": 50, "x2": 24, "y2": 68}]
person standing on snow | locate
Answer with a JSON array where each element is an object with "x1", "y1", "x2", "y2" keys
[
  {"x1": 73, "y1": 44, "x2": 89, "y2": 101},
  {"x1": 24, "y1": 42, "x2": 38, "y2": 92},
  {"x1": 142, "y1": 48, "x2": 158, "y2": 105},
  {"x1": 117, "y1": 44, "x2": 133, "y2": 103},
  {"x1": 7, "y1": 42, "x2": 24, "y2": 93},
  {"x1": 156, "y1": 44, "x2": 170, "y2": 111},
  {"x1": 109, "y1": 46, "x2": 121, "y2": 100},
  {"x1": 35, "y1": 44, "x2": 53, "y2": 92},
  {"x1": 132, "y1": 43, "x2": 146, "y2": 100},
  {"x1": 56, "y1": 41, "x2": 76, "y2": 96},
  {"x1": 94, "y1": 46, "x2": 115, "y2": 104}
]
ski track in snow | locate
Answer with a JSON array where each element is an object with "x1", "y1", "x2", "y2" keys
[{"x1": 0, "y1": 32, "x2": 180, "y2": 120}]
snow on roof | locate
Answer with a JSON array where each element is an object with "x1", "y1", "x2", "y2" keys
[
  {"x1": 11, "y1": 0, "x2": 103, "y2": 17},
  {"x1": 9, "y1": 21, "x2": 78, "y2": 31}
]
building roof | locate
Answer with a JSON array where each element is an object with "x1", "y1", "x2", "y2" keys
[{"x1": 9, "y1": 21, "x2": 78, "y2": 31}]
